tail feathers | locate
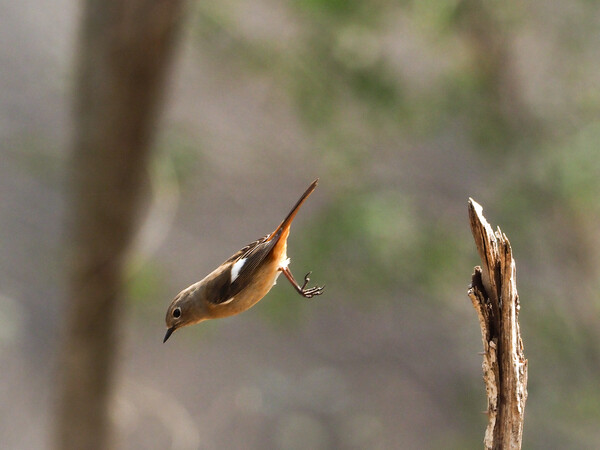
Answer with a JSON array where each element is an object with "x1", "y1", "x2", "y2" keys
[{"x1": 268, "y1": 178, "x2": 318, "y2": 241}]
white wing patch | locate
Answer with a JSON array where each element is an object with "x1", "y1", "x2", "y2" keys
[{"x1": 230, "y1": 257, "x2": 247, "y2": 283}]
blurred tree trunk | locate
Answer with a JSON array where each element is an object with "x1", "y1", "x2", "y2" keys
[{"x1": 54, "y1": 1, "x2": 184, "y2": 449}]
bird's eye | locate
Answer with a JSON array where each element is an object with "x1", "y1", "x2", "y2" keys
[{"x1": 173, "y1": 307, "x2": 181, "y2": 318}]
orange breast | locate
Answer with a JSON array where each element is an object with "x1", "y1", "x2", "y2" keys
[{"x1": 207, "y1": 249, "x2": 285, "y2": 319}]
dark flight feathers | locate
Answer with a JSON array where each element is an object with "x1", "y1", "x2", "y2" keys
[
  {"x1": 210, "y1": 234, "x2": 277, "y2": 304},
  {"x1": 206, "y1": 179, "x2": 318, "y2": 305}
]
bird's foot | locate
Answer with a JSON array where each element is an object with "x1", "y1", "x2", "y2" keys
[{"x1": 299, "y1": 272, "x2": 325, "y2": 298}]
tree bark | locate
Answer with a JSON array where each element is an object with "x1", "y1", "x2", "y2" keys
[
  {"x1": 54, "y1": 1, "x2": 184, "y2": 449},
  {"x1": 467, "y1": 199, "x2": 528, "y2": 450}
]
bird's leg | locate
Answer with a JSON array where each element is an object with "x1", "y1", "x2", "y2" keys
[{"x1": 280, "y1": 267, "x2": 324, "y2": 298}]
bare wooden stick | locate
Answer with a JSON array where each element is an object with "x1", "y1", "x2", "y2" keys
[{"x1": 467, "y1": 198, "x2": 528, "y2": 450}]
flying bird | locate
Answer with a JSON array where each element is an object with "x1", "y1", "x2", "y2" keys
[{"x1": 163, "y1": 179, "x2": 324, "y2": 342}]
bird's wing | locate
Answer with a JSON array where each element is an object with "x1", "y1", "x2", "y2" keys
[
  {"x1": 206, "y1": 180, "x2": 318, "y2": 305},
  {"x1": 208, "y1": 234, "x2": 278, "y2": 304}
]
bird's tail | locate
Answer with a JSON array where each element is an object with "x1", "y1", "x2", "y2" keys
[{"x1": 268, "y1": 178, "x2": 318, "y2": 241}]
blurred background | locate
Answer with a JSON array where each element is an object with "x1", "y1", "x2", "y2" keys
[{"x1": 2, "y1": 0, "x2": 600, "y2": 448}]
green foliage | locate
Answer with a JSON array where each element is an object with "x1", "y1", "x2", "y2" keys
[
  {"x1": 126, "y1": 262, "x2": 169, "y2": 308},
  {"x1": 293, "y1": 0, "x2": 365, "y2": 18},
  {"x1": 292, "y1": 0, "x2": 389, "y2": 23},
  {"x1": 289, "y1": 189, "x2": 469, "y2": 304},
  {"x1": 543, "y1": 124, "x2": 600, "y2": 214},
  {"x1": 155, "y1": 126, "x2": 204, "y2": 187},
  {"x1": 297, "y1": 190, "x2": 417, "y2": 293}
]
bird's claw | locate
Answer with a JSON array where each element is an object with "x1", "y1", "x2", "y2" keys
[{"x1": 299, "y1": 271, "x2": 325, "y2": 298}]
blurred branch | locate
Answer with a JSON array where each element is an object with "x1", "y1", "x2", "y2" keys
[
  {"x1": 467, "y1": 199, "x2": 528, "y2": 449},
  {"x1": 53, "y1": 1, "x2": 184, "y2": 449}
]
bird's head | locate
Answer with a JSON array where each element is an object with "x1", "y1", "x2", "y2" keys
[{"x1": 163, "y1": 282, "x2": 208, "y2": 342}]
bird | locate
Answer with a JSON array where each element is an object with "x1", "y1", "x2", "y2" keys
[{"x1": 163, "y1": 178, "x2": 324, "y2": 342}]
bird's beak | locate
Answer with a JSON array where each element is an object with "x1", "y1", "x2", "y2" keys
[{"x1": 163, "y1": 327, "x2": 175, "y2": 343}]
